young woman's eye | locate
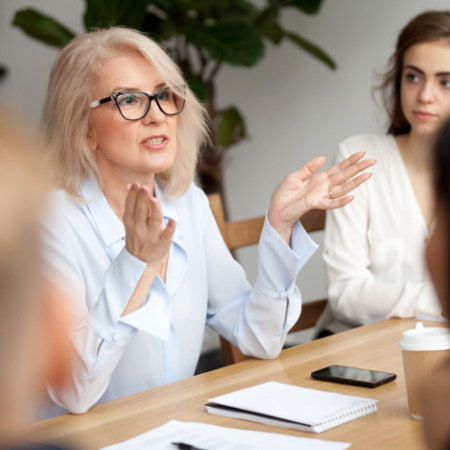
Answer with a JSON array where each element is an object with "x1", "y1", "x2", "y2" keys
[
  {"x1": 405, "y1": 73, "x2": 420, "y2": 83},
  {"x1": 441, "y1": 79, "x2": 450, "y2": 88}
]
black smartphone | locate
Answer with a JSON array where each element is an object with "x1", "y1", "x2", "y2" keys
[{"x1": 311, "y1": 364, "x2": 397, "y2": 388}]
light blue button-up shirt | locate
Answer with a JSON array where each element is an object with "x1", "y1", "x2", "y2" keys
[{"x1": 41, "y1": 176, "x2": 318, "y2": 415}]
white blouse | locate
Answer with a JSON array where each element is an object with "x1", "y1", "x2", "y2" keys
[
  {"x1": 318, "y1": 134, "x2": 441, "y2": 334},
  {"x1": 41, "y1": 176, "x2": 318, "y2": 416}
]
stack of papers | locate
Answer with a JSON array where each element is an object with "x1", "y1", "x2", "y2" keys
[
  {"x1": 100, "y1": 420, "x2": 351, "y2": 449},
  {"x1": 206, "y1": 381, "x2": 377, "y2": 433}
]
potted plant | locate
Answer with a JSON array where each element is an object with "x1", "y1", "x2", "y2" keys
[{"x1": 13, "y1": 0, "x2": 335, "y2": 203}]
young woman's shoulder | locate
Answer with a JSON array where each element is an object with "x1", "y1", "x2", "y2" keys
[{"x1": 337, "y1": 133, "x2": 396, "y2": 161}]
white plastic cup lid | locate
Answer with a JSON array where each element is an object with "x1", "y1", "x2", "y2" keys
[{"x1": 399, "y1": 322, "x2": 450, "y2": 351}]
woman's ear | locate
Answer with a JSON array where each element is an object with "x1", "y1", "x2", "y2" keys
[
  {"x1": 86, "y1": 133, "x2": 97, "y2": 152},
  {"x1": 86, "y1": 123, "x2": 97, "y2": 152}
]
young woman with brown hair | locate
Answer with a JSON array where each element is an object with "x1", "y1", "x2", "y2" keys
[{"x1": 317, "y1": 10, "x2": 450, "y2": 336}]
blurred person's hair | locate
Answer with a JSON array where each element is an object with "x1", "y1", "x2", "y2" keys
[
  {"x1": 42, "y1": 27, "x2": 209, "y2": 199},
  {"x1": 0, "y1": 109, "x2": 49, "y2": 432},
  {"x1": 374, "y1": 10, "x2": 450, "y2": 135},
  {"x1": 0, "y1": 109, "x2": 71, "y2": 447},
  {"x1": 430, "y1": 117, "x2": 450, "y2": 322},
  {"x1": 433, "y1": 119, "x2": 450, "y2": 216}
]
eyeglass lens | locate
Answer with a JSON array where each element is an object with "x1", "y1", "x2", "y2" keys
[{"x1": 115, "y1": 88, "x2": 184, "y2": 120}]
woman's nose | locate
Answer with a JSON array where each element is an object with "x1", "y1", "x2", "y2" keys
[
  {"x1": 142, "y1": 99, "x2": 165, "y2": 125},
  {"x1": 419, "y1": 81, "x2": 437, "y2": 104}
]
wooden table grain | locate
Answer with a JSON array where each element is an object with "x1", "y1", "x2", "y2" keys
[{"x1": 30, "y1": 318, "x2": 441, "y2": 449}]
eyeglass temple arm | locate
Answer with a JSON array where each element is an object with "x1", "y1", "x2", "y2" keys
[{"x1": 90, "y1": 97, "x2": 112, "y2": 109}]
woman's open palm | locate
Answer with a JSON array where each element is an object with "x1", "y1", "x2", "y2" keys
[{"x1": 268, "y1": 152, "x2": 375, "y2": 243}]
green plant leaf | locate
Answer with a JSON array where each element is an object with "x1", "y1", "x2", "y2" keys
[
  {"x1": 142, "y1": 12, "x2": 175, "y2": 42},
  {"x1": 285, "y1": 0, "x2": 325, "y2": 14},
  {"x1": 256, "y1": 7, "x2": 283, "y2": 45},
  {"x1": 12, "y1": 8, "x2": 76, "y2": 48},
  {"x1": 203, "y1": 0, "x2": 258, "y2": 21},
  {"x1": 84, "y1": 0, "x2": 148, "y2": 30},
  {"x1": 216, "y1": 106, "x2": 247, "y2": 147},
  {"x1": 187, "y1": 77, "x2": 209, "y2": 103},
  {"x1": 156, "y1": 0, "x2": 258, "y2": 21},
  {"x1": 148, "y1": 0, "x2": 176, "y2": 11},
  {"x1": 284, "y1": 30, "x2": 336, "y2": 69},
  {"x1": 186, "y1": 20, "x2": 264, "y2": 67},
  {"x1": 149, "y1": 0, "x2": 198, "y2": 16}
]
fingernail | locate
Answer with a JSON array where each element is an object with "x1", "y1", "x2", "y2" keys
[{"x1": 130, "y1": 183, "x2": 138, "y2": 192}]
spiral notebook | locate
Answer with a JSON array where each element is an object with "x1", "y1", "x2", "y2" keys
[{"x1": 206, "y1": 381, "x2": 377, "y2": 433}]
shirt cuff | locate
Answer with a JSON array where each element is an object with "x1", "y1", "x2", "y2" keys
[
  {"x1": 86, "y1": 247, "x2": 147, "y2": 340},
  {"x1": 120, "y1": 275, "x2": 172, "y2": 342},
  {"x1": 255, "y1": 215, "x2": 318, "y2": 296}
]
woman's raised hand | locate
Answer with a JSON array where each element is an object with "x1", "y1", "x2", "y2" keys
[
  {"x1": 123, "y1": 183, "x2": 175, "y2": 268},
  {"x1": 268, "y1": 152, "x2": 376, "y2": 244}
]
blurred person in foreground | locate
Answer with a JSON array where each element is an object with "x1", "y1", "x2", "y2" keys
[
  {"x1": 0, "y1": 110, "x2": 71, "y2": 448},
  {"x1": 40, "y1": 27, "x2": 375, "y2": 416},
  {"x1": 421, "y1": 118, "x2": 450, "y2": 450}
]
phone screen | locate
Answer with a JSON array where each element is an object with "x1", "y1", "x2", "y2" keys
[{"x1": 311, "y1": 365, "x2": 397, "y2": 388}]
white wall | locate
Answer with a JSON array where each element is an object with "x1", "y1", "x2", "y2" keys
[
  {"x1": 0, "y1": 0, "x2": 448, "y2": 348},
  {"x1": 0, "y1": 1, "x2": 85, "y2": 124},
  {"x1": 218, "y1": 0, "x2": 450, "y2": 305}
]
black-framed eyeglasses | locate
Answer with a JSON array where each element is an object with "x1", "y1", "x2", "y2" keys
[{"x1": 90, "y1": 85, "x2": 186, "y2": 120}]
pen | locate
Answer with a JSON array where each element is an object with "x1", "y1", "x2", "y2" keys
[{"x1": 171, "y1": 442, "x2": 209, "y2": 450}]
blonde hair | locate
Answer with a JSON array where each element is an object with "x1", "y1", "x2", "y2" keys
[{"x1": 43, "y1": 27, "x2": 209, "y2": 198}]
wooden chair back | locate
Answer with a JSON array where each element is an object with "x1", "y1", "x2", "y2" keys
[{"x1": 207, "y1": 193, "x2": 327, "y2": 366}]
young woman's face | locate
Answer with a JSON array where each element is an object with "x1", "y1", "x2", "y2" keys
[
  {"x1": 425, "y1": 204, "x2": 450, "y2": 318},
  {"x1": 87, "y1": 54, "x2": 178, "y2": 185},
  {"x1": 401, "y1": 39, "x2": 450, "y2": 137}
]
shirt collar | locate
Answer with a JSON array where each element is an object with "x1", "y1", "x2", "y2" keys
[
  {"x1": 154, "y1": 183, "x2": 185, "y2": 252},
  {"x1": 79, "y1": 174, "x2": 182, "y2": 248}
]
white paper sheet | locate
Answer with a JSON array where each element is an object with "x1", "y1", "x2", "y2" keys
[{"x1": 100, "y1": 420, "x2": 351, "y2": 449}]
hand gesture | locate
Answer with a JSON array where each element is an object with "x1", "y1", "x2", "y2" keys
[
  {"x1": 123, "y1": 183, "x2": 175, "y2": 268},
  {"x1": 268, "y1": 152, "x2": 375, "y2": 243}
]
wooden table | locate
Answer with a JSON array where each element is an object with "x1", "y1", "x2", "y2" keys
[{"x1": 30, "y1": 318, "x2": 440, "y2": 449}]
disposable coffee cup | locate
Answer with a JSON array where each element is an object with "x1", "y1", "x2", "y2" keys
[{"x1": 399, "y1": 322, "x2": 450, "y2": 420}]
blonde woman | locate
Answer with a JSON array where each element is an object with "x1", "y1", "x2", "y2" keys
[{"x1": 41, "y1": 27, "x2": 374, "y2": 415}]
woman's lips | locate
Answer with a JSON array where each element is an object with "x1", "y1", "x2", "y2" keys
[
  {"x1": 141, "y1": 136, "x2": 168, "y2": 149},
  {"x1": 413, "y1": 110, "x2": 437, "y2": 120}
]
